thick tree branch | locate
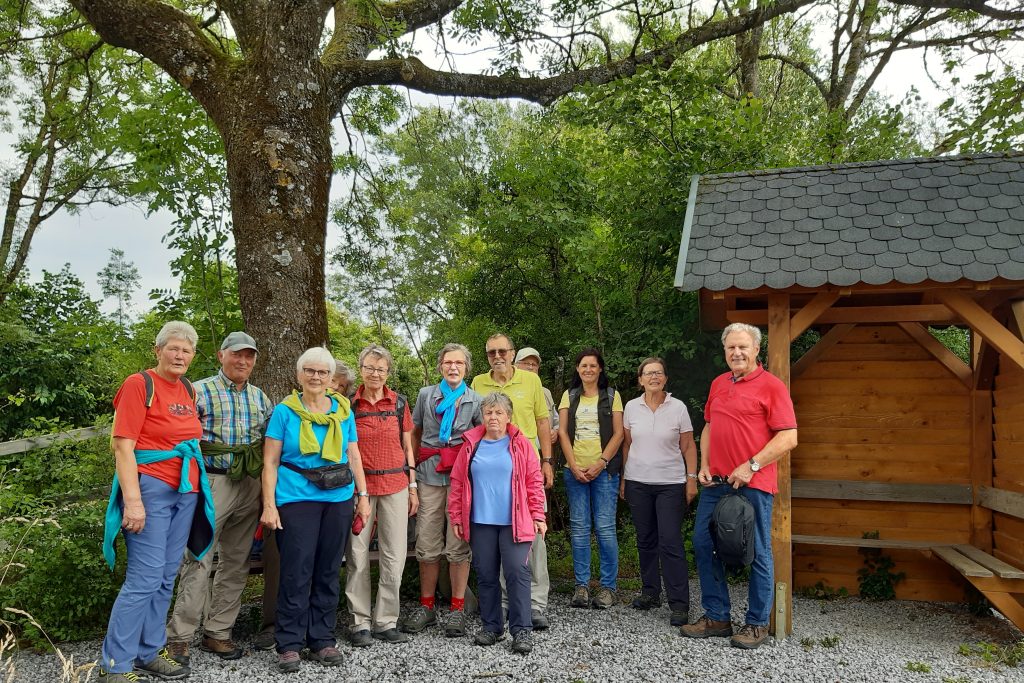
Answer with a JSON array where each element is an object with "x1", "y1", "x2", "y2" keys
[
  {"x1": 888, "y1": 0, "x2": 1024, "y2": 22},
  {"x1": 335, "y1": 0, "x2": 816, "y2": 104},
  {"x1": 759, "y1": 52, "x2": 828, "y2": 99}
]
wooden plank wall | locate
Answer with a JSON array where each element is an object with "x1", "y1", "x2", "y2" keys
[
  {"x1": 791, "y1": 325, "x2": 971, "y2": 601},
  {"x1": 993, "y1": 356, "x2": 1024, "y2": 567}
]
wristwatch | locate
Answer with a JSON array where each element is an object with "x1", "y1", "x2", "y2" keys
[
  {"x1": 749, "y1": 458, "x2": 761, "y2": 472},
  {"x1": 542, "y1": 458, "x2": 553, "y2": 464}
]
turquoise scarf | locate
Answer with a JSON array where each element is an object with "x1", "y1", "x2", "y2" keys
[{"x1": 436, "y1": 381, "x2": 466, "y2": 445}]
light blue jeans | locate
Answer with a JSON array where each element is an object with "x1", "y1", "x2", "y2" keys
[
  {"x1": 563, "y1": 469, "x2": 619, "y2": 590},
  {"x1": 692, "y1": 484, "x2": 774, "y2": 626},
  {"x1": 101, "y1": 475, "x2": 197, "y2": 673}
]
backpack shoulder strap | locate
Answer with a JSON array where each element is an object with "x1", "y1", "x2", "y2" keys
[
  {"x1": 396, "y1": 394, "x2": 407, "y2": 444},
  {"x1": 139, "y1": 371, "x2": 155, "y2": 409},
  {"x1": 180, "y1": 377, "x2": 196, "y2": 403}
]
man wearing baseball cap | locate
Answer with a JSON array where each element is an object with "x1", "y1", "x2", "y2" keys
[
  {"x1": 167, "y1": 331, "x2": 273, "y2": 666},
  {"x1": 514, "y1": 348, "x2": 559, "y2": 448}
]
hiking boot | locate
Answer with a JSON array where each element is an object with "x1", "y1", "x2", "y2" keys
[
  {"x1": 166, "y1": 641, "x2": 190, "y2": 666},
  {"x1": 99, "y1": 672, "x2": 143, "y2": 682},
  {"x1": 307, "y1": 645, "x2": 343, "y2": 666},
  {"x1": 445, "y1": 609, "x2": 468, "y2": 637},
  {"x1": 670, "y1": 608, "x2": 689, "y2": 627},
  {"x1": 531, "y1": 609, "x2": 549, "y2": 631},
  {"x1": 591, "y1": 586, "x2": 615, "y2": 609},
  {"x1": 680, "y1": 615, "x2": 733, "y2": 639},
  {"x1": 134, "y1": 648, "x2": 191, "y2": 679},
  {"x1": 349, "y1": 629, "x2": 373, "y2": 648},
  {"x1": 631, "y1": 593, "x2": 661, "y2": 610},
  {"x1": 201, "y1": 635, "x2": 243, "y2": 660},
  {"x1": 570, "y1": 585, "x2": 590, "y2": 608},
  {"x1": 253, "y1": 628, "x2": 275, "y2": 651},
  {"x1": 373, "y1": 628, "x2": 410, "y2": 643},
  {"x1": 511, "y1": 630, "x2": 533, "y2": 654},
  {"x1": 730, "y1": 623, "x2": 769, "y2": 650},
  {"x1": 277, "y1": 650, "x2": 300, "y2": 673},
  {"x1": 401, "y1": 604, "x2": 437, "y2": 633},
  {"x1": 473, "y1": 629, "x2": 505, "y2": 646}
]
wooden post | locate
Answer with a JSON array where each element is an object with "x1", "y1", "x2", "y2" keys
[
  {"x1": 971, "y1": 389, "x2": 994, "y2": 552},
  {"x1": 768, "y1": 292, "x2": 792, "y2": 638}
]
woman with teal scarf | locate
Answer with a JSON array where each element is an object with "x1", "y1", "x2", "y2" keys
[{"x1": 99, "y1": 321, "x2": 213, "y2": 683}]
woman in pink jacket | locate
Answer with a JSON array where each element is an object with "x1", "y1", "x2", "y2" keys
[{"x1": 449, "y1": 392, "x2": 546, "y2": 654}]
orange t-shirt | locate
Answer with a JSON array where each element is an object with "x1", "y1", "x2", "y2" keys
[{"x1": 112, "y1": 370, "x2": 201, "y2": 491}]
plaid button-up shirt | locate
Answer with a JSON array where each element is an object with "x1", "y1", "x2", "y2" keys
[{"x1": 195, "y1": 370, "x2": 273, "y2": 470}]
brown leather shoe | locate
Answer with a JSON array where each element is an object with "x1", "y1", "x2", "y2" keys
[
  {"x1": 730, "y1": 623, "x2": 769, "y2": 649},
  {"x1": 201, "y1": 635, "x2": 244, "y2": 660},
  {"x1": 680, "y1": 614, "x2": 733, "y2": 639},
  {"x1": 166, "y1": 640, "x2": 190, "y2": 666}
]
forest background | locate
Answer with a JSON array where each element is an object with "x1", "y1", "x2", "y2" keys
[{"x1": 0, "y1": 0, "x2": 1021, "y2": 646}]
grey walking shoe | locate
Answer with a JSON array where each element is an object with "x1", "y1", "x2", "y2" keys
[
  {"x1": 591, "y1": 586, "x2": 616, "y2": 609},
  {"x1": 473, "y1": 629, "x2": 505, "y2": 646},
  {"x1": 373, "y1": 628, "x2": 410, "y2": 643},
  {"x1": 401, "y1": 604, "x2": 437, "y2": 633},
  {"x1": 511, "y1": 630, "x2": 533, "y2": 654},
  {"x1": 307, "y1": 645, "x2": 343, "y2": 666},
  {"x1": 349, "y1": 629, "x2": 373, "y2": 647},
  {"x1": 134, "y1": 648, "x2": 191, "y2": 679},
  {"x1": 531, "y1": 609, "x2": 549, "y2": 631},
  {"x1": 252, "y1": 628, "x2": 275, "y2": 651},
  {"x1": 444, "y1": 609, "x2": 468, "y2": 637},
  {"x1": 570, "y1": 585, "x2": 590, "y2": 608},
  {"x1": 99, "y1": 672, "x2": 143, "y2": 682},
  {"x1": 277, "y1": 650, "x2": 300, "y2": 673}
]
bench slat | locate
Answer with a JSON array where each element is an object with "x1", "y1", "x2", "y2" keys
[
  {"x1": 792, "y1": 534, "x2": 933, "y2": 549},
  {"x1": 932, "y1": 546, "x2": 993, "y2": 578},
  {"x1": 953, "y1": 544, "x2": 1024, "y2": 579}
]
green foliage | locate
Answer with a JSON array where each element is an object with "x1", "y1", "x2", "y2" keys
[
  {"x1": 820, "y1": 635, "x2": 841, "y2": 648},
  {"x1": 905, "y1": 661, "x2": 932, "y2": 673},
  {"x1": 857, "y1": 532, "x2": 905, "y2": 600},
  {"x1": 326, "y1": 302, "x2": 424, "y2": 400},
  {"x1": 97, "y1": 248, "x2": 141, "y2": 330},
  {"x1": 800, "y1": 636, "x2": 815, "y2": 650},
  {"x1": 958, "y1": 640, "x2": 1024, "y2": 667},
  {"x1": 0, "y1": 427, "x2": 123, "y2": 646},
  {"x1": 799, "y1": 580, "x2": 849, "y2": 601},
  {"x1": 930, "y1": 326, "x2": 971, "y2": 365}
]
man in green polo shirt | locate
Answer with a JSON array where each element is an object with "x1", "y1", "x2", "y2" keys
[{"x1": 471, "y1": 333, "x2": 554, "y2": 629}]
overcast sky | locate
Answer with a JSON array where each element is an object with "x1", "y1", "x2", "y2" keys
[{"x1": 13, "y1": 22, "x2": 975, "y2": 319}]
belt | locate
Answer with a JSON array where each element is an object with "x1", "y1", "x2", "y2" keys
[
  {"x1": 205, "y1": 465, "x2": 230, "y2": 475},
  {"x1": 364, "y1": 465, "x2": 410, "y2": 476}
]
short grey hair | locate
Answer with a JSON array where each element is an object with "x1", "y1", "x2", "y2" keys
[
  {"x1": 333, "y1": 361, "x2": 356, "y2": 384},
  {"x1": 721, "y1": 323, "x2": 762, "y2": 349},
  {"x1": 359, "y1": 343, "x2": 394, "y2": 371},
  {"x1": 437, "y1": 343, "x2": 473, "y2": 376},
  {"x1": 480, "y1": 392, "x2": 513, "y2": 417},
  {"x1": 295, "y1": 347, "x2": 336, "y2": 376},
  {"x1": 155, "y1": 321, "x2": 198, "y2": 351},
  {"x1": 486, "y1": 332, "x2": 514, "y2": 349}
]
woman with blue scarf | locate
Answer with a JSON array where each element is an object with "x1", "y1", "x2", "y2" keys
[
  {"x1": 400, "y1": 343, "x2": 482, "y2": 638},
  {"x1": 99, "y1": 321, "x2": 214, "y2": 682}
]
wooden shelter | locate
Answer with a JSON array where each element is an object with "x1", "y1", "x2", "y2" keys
[{"x1": 674, "y1": 152, "x2": 1024, "y2": 637}]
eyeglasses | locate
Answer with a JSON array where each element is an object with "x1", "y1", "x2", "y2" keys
[
  {"x1": 642, "y1": 370, "x2": 665, "y2": 378},
  {"x1": 486, "y1": 348, "x2": 513, "y2": 358},
  {"x1": 361, "y1": 365, "x2": 389, "y2": 376},
  {"x1": 441, "y1": 360, "x2": 466, "y2": 367},
  {"x1": 302, "y1": 368, "x2": 330, "y2": 378}
]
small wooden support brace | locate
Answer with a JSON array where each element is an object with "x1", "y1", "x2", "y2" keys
[
  {"x1": 896, "y1": 322, "x2": 972, "y2": 388},
  {"x1": 936, "y1": 289, "x2": 1024, "y2": 372}
]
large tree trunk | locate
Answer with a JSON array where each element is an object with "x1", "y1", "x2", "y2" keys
[{"x1": 220, "y1": 66, "x2": 333, "y2": 401}]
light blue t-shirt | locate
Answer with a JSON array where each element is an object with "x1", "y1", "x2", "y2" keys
[
  {"x1": 470, "y1": 436, "x2": 513, "y2": 526},
  {"x1": 265, "y1": 396, "x2": 358, "y2": 505}
]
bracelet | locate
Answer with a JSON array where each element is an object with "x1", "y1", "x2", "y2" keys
[
  {"x1": 357, "y1": 491, "x2": 369, "y2": 498},
  {"x1": 542, "y1": 458, "x2": 553, "y2": 464},
  {"x1": 686, "y1": 473, "x2": 698, "y2": 480},
  {"x1": 409, "y1": 482, "x2": 418, "y2": 489},
  {"x1": 600, "y1": 458, "x2": 609, "y2": 466}
]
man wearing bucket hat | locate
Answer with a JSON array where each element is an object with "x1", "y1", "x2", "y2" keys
[{"x1": 167, "y1": 331, "x2": 273, "y2": 665}]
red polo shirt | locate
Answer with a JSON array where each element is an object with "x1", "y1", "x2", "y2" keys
[
  {"x1": 353, "y1": 385, "x2": 412, "y2": 496},
  {"x1": 703, "y1": 364, "x2": 797, "y2": 495}
]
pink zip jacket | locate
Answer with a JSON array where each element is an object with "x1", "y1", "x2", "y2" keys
[{"x1": 448, "y1": 423, "x2": 545, "y2": 543}]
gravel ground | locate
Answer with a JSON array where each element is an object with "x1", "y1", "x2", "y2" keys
[{"x1": 9, "y1": 581, "x2": 1024, "y2": 682}]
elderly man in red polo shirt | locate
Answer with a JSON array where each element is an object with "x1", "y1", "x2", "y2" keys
[{"x1": 681, "y1": 322, "x2": 798, "y2": 650}]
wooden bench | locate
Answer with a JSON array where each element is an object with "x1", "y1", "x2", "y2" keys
[{"x1": 929, "y1": 544, "x2": 1024, "y2": 627}]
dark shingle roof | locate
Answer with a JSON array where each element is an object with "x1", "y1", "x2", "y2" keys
[{"x1": 675, "y1": 152, "x2": 1024, "y2": 292}]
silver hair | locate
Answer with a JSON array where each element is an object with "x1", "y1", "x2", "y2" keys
[
  {"x1": 333, "y1": 361, "x2": 356, "y2": 383},
  {"x1": 480, "y1": 392, "x2": 513, "y2": 417},
  {"x1": 437, "y1": 343, "x2": 473, "y2": 376},
  {"x1": 295, "y1": 347, "x2": 337, "y2": 376},
  {"x1": 486, "y1": 332, "x2": 514, "y2": 349},
  {"x1": 155, "y1": 321, "x2": 198, "y2": 350},
  {"x1": 359, "y1": 343, "x2": 394, "y2": 371},
  {"x1": 721, "y1": 323, "x2": 762, "y2": 349}
]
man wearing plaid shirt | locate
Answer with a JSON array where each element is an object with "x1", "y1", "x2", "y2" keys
[{"x1": 167, "y1": 332, "x2": 272, "y2": 664}]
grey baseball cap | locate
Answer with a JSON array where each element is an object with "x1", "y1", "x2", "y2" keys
[
  {"x1": 514, "y1": 347, "x2": 541, "y2": 364},
  {"x1": 220, "y1": 331, "x2": 258, "y2": 352}
]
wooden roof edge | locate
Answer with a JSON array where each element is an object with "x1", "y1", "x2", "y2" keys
[
  {"x1": 694, "y1": 277, "x2": 1024, "y2": 300},
  {"x1": 673, "y1": 174, "x2": 701, "y2": 290}
]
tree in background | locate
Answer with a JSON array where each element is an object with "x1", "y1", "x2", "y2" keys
[{"x1": 97, "y1": 247, "x2": 140, "y2": 329}]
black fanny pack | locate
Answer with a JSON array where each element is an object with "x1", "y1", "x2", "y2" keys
[{"x1": 281, "y1": 461, "x2": 353, "y2": 490}]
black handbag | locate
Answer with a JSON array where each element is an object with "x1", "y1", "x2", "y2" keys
[{"x1": 281, "y1": 461, "x2": 353, "y2": 490}]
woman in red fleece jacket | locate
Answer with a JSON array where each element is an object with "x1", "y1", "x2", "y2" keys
[{"x1": 448, "y1": 392, "x2": 546, "y2": 654}]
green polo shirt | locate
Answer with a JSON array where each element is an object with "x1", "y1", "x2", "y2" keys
[{"x1": 471, "y1": 368, "x2": 550, "y2": 442}]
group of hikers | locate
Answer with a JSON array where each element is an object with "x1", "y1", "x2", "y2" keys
[{"x1": 98, "y1": 321, "x2": 797, "y2": 680}]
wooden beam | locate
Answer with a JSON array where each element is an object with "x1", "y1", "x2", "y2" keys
[
  {"x1": 935, "y1": 289, "x2": 1024, "y2": 372},
  {"x1": 792, "y1": 324, "x2": 856, "y2": 380},
  {"x1": 897, "y1": 322, "x2": 973, "y2": 388},
  {"x1": 792, "y1": 479, "x2": 973, "y2": 504},
  {"x1": 0, "y1": 425, "x2": 111, "y2": 457},
  {"x1": 932, "y1": 546, "x2": 994, "y2": 577},
  {"x1": 1012, "y1": 299, "x2": 1024, "y2": 339},
  {"x1": 954, "y1": 545, "x2": 1024, "y2": 579},
  {"x1": 728, "y1": 304, "x2": 957, "y2": 326},
  {"x1": 978, "y1": 486, "x2": 1024, "y2": 520},
  {"x1": 973, "y1": 336, "x2": 999, "y2": 391},
  {"x1": 971, "y1": 390, "x2": 994, "y2": 552},
  {"x1": 768, "y1": 292, "x2": 792, "y2": 638},
  {"x1": 789, "y1": 292, "x2": 841, "y2": 342},
  {"x1": 792, "y1": 534, "x2": 933, "y2": 549},
  {"x1": 975, "y1": 592, "x2": 1024, "y2": 632}
]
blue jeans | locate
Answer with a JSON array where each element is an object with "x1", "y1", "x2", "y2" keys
[
  {"x1": 563, "y1": 469, "x2": 619, "y2": 589},
  {"x1": 102, "y1": 475, "x2": 198, "y2": 673},
  {"x1": 692, "y1": 484, "x2": 774, "y2": 626}
]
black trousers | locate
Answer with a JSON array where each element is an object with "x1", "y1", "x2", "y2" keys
[
  {"x1": 624, "y1": 480, "x2": 690, "y2": 611},
  {"x1": 275, "y1": 498, "x2": 353, "y2": 653},
  {"x1": 471, "y1": 523, "x2": 532, "y2": 635}
]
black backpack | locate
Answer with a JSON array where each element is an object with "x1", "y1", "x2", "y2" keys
[{"x1": 711, "y1": 492, "x2": 756, "y2": 573}]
